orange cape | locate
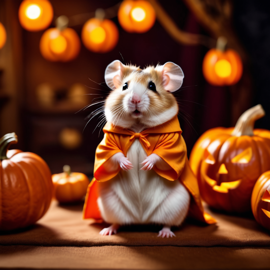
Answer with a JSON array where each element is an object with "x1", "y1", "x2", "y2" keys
[{"x1": 83, "y1": 116, "x2": 216, "y2": 225}]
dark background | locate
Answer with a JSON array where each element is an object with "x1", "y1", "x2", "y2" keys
[{"x1": 0, "y1": 0, "x2": 269, "y2": 175}]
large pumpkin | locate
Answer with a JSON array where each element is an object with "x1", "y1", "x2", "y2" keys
[
  {"x1": 202, "y1": 37, "x2": 243, "y2": 86},
  {"x1": 251, "y1": 171, "x2": 270, "y2": 230},
  {"x1": 190, "y1": 105, "x2": 270, "y2": 213},
  {"x1": 0, "y1": 133, "x2": 53, "y2": 231}
]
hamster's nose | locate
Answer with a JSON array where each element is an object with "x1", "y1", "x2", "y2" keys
[{"x1": 131, "y1": 94, "x2": 141, "y2": 104}]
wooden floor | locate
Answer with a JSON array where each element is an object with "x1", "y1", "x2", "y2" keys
[{"x1": 1, "y1": 201, "x2": 270, "y2": 269}]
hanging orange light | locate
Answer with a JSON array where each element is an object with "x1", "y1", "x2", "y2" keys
[
  {"x1": 18, "y1": 0, "x2": 53, "y2": 31},
  {"x1": 118, "y1": 0, "x2": 156, "y2": 33},
  {"x1": 0, "y1": 23, "x2": 6, "y2": 49},
  {"x1": 202, "y1": 37, "x2": 243, "y2": 86},
  {"x1": 40, "y1": 16, "x2": 80, "y2": 62},
  {"x1": 82, "y1": 9, "x2": 119, "y2": 53}
]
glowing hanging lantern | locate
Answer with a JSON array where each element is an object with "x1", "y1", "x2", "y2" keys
[
  {"x1": 19, "y1": 0, "x2": 53, "y2": 31},
  {"x1": 202, "y1": 37, "x2": 243, "y2": 86},
  {"x1": 118, "y1": 0, "x2": 156, "y2": 33},
  {"x1": 82, "y1": 13, "x2": 119, "y2": 53},
  {"x1": 40, "y1": 16, "x2": 80, "y2": 62},
  {"x1": 0, "y1": 23, "x2": 7, "y2": 49}
]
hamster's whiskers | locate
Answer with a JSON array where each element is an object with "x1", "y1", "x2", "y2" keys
[
  {"x1": 93, "y1": 115, "x2": 107, "y2": 137},
  {"x1": 112, "y1": 105, "x2": 124, "y2": 127},
  {"x1": 83, "y1": 107, "x2": 105, "y2": 132}
]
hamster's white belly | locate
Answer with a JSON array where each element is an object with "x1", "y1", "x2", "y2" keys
[{"x1": 97, "y1": 139, "x2": 190, "y2": 226}]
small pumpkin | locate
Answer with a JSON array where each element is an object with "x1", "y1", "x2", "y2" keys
[
  {"x1": 190, "y1": 105, "x2": 270, "y2": 213},
  {"x1": 0, "y1": 133, "x2": 53, "y2": 231},
  {"x1": 52, "y1": 165, "x2": 89, "y2": 203},
  {"x1": 40, "y1": 26, "x2": 80, "y2": 62},
  {"x1": 118, "y1": 0, "x2": 156, "y2": 33},
  {"x1": 251, "y1": 171, "x2": 270, "y2": 230},
  {"x1": 81, "y1": 18, "x2": 118, "y2": 53},
  {"x1": 202, "y1": 37, "x2": 243, "y2": 86}
]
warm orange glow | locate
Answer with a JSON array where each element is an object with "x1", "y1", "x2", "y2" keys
[
  {"x1": 59, "y1": 128, "x2": 82, "y2": 149},
  {"x1": 82, "y1": 18, "x2": 118, "y2": 53},
  {"x1": 211, "y1": 180, "x2": 241, "y2": 193},
  {"x1": 262, "y1": 189, "x2": 270, "y2": 202},
  {"x1": 0, "y1": 23, "x2": 6, "y2": 49},
  {"x1": 25, "y1": 4, "x2": 41, "y2": 20},
  {"x1": 262, "y1": 209, "x2": 270, "y2": 218},
  {"x1": 40, "y1": 28, "x2": 80, "y2": 62},
  {"x1": 202, "y1": 48, "x2": 243, "y2": 86},
  {"x1": 118, "y1": 0, "x2": 156, "y2": 33},
  {"x1": 204, "y1": 149, "x2": 215, "y2": 164},
  {"x1": 214, "y1": 59, "x2": 232, "y2": 78},
  {"x1": 50, "y1": 35, "x2": 67, "y2": 54},
  {"x1": 218, "y1": 164, "x2": 228, "y2": 174},
  {"x1": 220, "y1": 180, "x2": 241, "y2": 189},
  {"x1": 90, "y1": 26, "x2": 106, "y2": 44},
  {"x1": 19, "y1": 0, "x2": 53, "y2": 31},
  {"x1": 131, "y1": 7, "x2": 146, "y2": 22},
  {"x1": 231, "y1": 148, "x2": 252, "y2": 164}
]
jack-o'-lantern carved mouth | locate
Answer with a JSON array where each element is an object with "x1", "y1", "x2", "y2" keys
[
  {"x1": 204, "y1": 174, "x2": 242, "y2": 193},
  {"x1": 202, "y1": 147, "x2": 253, "y2": 193},
  {"x1": 261, "y1": 190, "x2": 270, "y2": 218}
]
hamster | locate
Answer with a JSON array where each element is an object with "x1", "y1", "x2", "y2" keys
[{"x1": 95, "y1": 60, "x2": 190, "y2": 238}]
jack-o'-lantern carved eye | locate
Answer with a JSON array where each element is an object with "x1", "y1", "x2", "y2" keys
[
  {"x1": 231, "y1": 147, "x2": 252, "y2": 164},
  {"x1": 204, "y1": 149, "x2": 215, "y2": 164},
  {"x1": 262, "y1": 189, "x2": 270, "y2": 203}
]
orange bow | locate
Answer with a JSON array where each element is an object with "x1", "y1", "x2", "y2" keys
[{"x1": 129, "y1": 133, "x2": 151, "y2": 148}]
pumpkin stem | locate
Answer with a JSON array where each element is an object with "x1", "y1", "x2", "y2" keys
[
  {"x1": 0, "y1": 133, "x2": 18, "y2": 160},
  {"x1": 232, "y1": 104, "x2": 265, "y2": 137},
  {"x1": 95, "y1": 9, "x2": 105, "y2": 21},
  {"x1": 63, "y1": 165, "x2": 71, "y2": 176},
  {"x1": 56, "y1": 15, "x2": 69, "y2": 31},
  {"x1": 216, "y1": 37, "x2": 227, "y2": 52}
]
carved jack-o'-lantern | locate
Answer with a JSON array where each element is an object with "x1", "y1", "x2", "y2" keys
[
  {"x1": 190, "y1": 105, "x2": 270, "y2": 213},
  {"x1": 251, "y1": 171, "x2": 270, "y2": 230}
]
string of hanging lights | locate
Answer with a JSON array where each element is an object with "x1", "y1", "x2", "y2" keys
[
  {"x1": 0, "y1": 0, "x2": 243, "y2": 85},
  {"x1": 18, "y1": 0, "x2": 54, "y2": 31}
]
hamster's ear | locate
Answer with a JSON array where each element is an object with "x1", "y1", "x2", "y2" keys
[
  {"x1": 105, "y1": 60, "x2": 125, "y2": 90},
  {"x1": 160, "y1": 62, "x2": 184, "y2": 92}
]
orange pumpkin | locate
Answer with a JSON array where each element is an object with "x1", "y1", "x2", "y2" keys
[
  {"x1": 190, "y1": 105, "x2": 270, "y2": 213},
  {"x1": 0, "y1": 133, "x2": 53, "y2": 231},
  {"x1": 0, "y1": 22, "x2": 6, "y2": 49},
  {"x1": 118, "y1": 0, "x2": 156, "y2": 33},
  {"x1": 52, "y1": 165, "x2": 89, "y2": 203},
  {"x1": 202, "y1": 37, "x2": 243, "y2": 86},
  {"x1": 251, "y1": 171, "x2": 270, "y2": 230},
  {"x1": 18, "y1": 0, "x2": 53, "y2": 31},
  {"x1": 81, "y1": 18, "x2": 118, "y2": 53},
  {"x1": 40, "y1": 27, "x2": 80, "y2": 62}
]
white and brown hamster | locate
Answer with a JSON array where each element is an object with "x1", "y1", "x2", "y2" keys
[{"x1": 92, "y1": 60, "x2": 191, "y2": 237}]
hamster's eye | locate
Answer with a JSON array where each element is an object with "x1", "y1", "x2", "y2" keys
[
  {"x1": 122, "y1": 82, "x2": 128, "y2": 91},
  {"x1": 148, "y1": 81, "x2": 156, "y2": 92}
]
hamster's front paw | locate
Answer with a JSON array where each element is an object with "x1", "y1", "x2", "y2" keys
[
  {"x1": 113, "y1": 152, "x2": 133, "y2": 171},
  {"x1": 158, "y1": 226, "x2": 176, "y2": 238},
  {"x1": 141, "y1": 153, "x2": 160, "y2": 170},
  {"x1": 99, "y1": 224, "x2": 120, "y2": 236}
]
